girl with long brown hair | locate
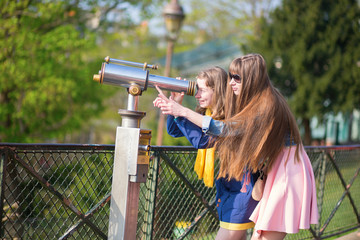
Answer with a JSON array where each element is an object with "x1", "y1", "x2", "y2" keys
[
  {"x1": 155, "y1": 65, "x2": 259, "y2": 239},
  {"x1": 155, "y1": 53, "x2": 318, "y2": 240}
]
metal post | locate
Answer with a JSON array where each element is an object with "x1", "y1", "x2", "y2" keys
[
  {"x1": 0, "y1": 149, "x2": 6, "y2": 237},
  {"x1": 108, "y1": 93, "x2": 151, "y2": 240},
  {"x1": 143, "y1": 153, "x2": 161, "y2": 240}
]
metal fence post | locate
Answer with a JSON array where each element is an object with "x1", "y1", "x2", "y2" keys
[
  {"x1": 315, "y1": 152, "x2": 327, "y2": 237},
  {"x1": 0, "y1": 149, "x2": 6, "y2": 237},
  {"x1": 143, "y1": 152, "x2": 160, "y2": 240}
]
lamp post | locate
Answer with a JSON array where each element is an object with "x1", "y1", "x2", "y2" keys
[{"x1": 156, "y1": 0, "x2": 185, "y2": 145}]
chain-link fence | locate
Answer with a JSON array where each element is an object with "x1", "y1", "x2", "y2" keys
[{"x1": 1, "y1": 143, "x2": 359, "y2": 239}]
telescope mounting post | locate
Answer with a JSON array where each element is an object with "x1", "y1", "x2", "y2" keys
[{"x1": 108, "y1": 84, "x2": 151, "y2": 240}]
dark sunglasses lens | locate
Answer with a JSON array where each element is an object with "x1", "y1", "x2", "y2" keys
[{"x1": 229, "y1": 73, "x2": 241, "y2": 82}]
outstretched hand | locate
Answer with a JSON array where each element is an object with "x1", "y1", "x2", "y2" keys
[{"x1": 153, "y1": 86, "x2": 185, "y2": 118}]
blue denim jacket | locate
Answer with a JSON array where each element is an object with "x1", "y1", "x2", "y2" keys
[{"x1": 202, "y1": 116, "x2": 224, "y2": 136}]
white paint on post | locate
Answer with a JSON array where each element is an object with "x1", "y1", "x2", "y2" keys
[{"x1": 108, "y1": 127, "x2": 140, "y2": 240}]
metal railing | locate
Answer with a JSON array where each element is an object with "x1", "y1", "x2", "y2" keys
[{"x1": 1, "y1": 143, "x2": 359, "y2": 239}]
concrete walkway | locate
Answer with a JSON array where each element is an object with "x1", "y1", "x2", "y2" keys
[{"x1": 335, "y1": 230, "x2": 360, "y2": 240}]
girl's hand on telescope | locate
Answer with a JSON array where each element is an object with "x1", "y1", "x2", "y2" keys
[
  {"x1": 171, "y1": 91, "x2": 184, "y2": 104},
  {"x1": 171, "y1": 77, "x2": 185, "y2": 104}
]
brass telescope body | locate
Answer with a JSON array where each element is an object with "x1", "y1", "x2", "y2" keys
[{"x1": 93, "y1": 57, "x2": 196, "y2": 96}]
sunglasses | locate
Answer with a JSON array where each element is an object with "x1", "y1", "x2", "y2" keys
[{"x1": 229, "y1": 72, "x2": 242, "y2": 83}]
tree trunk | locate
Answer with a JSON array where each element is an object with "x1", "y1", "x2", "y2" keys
[{"x1": 303, "y1": 118, "x2": 312, "y2": 145}]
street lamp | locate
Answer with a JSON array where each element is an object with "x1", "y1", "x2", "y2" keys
[
  {"x1": 156, "y1": 0, "x2": 185, "y2": 145},
  {"x1": 163, "y1": 0, "x2": 185, "y2": 42}
]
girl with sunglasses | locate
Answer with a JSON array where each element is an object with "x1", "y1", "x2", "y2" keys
[
  {"x1": 154, "y1": 65, "x2": 260, "y2": 239},
  {"x1": 155, "y1": 53, "x2": 318, "y2": 240}
]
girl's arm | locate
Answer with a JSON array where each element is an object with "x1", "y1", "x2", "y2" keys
[
  {"x1": 155, "y1": 97, "x2": 212, "y2": 148},
  {"x1": 155, "y1": 86, "x2": 225, "y2": 137},
  {"x1": 166, "y1": 115, "x2": 184, "y2": 138},
  {"x1": 173, "y1": 117, "x2": 212, "y2": 149},
  {"x1": 155, "y1": 86, "x2": 204, "y2": 127}
]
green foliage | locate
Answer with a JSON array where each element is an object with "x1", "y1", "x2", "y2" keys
[
  {"x1": 0, "y1": 1, "x2": 104, "y2": 142},
  {"x1": 247, "y1": 0, "x2": 360, "y2": 143},
  {"x1": 0, "y1": 0, "x2": 168, "y2": 143},
  {"x1": 250, "y1": 0, "x2": 360, "y2": 120}
]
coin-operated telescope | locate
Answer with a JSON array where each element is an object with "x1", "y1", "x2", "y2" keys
[
  {"x1": 93, "y1": 57, "x2": 197, "y2": 239},
  {"x1": 93, "y1": 56, "x2": 196, "y2": 97}
]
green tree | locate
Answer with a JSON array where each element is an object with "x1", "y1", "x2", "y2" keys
[
  {"x1": 249, "y1": 0, "x2": 360, "y2": 144},
  {"x1": 0, "y1": 0, "x2": 165, "y2": 143}
]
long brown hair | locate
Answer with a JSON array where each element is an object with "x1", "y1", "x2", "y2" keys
[
  {"x1": 216, "y1": 54, "x2": 302, "y2": 181},
  {"x1": 195, "y1": 66, "x2": 228, "y2": 120}
]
